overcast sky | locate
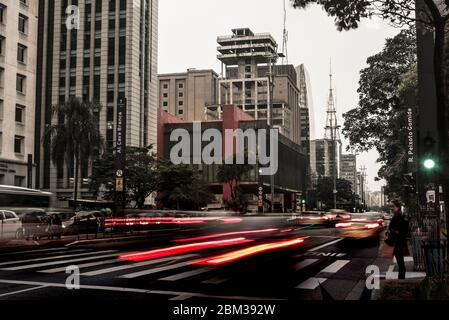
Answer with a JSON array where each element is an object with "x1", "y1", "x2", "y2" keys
[{"x1": 159, "y1": 0, "x2": 402, "y2": 192}]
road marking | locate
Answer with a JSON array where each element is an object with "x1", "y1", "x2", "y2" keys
[
  {"x1": 65, "y1": 230, "x2": 180, "y2": 247},
  {"x1": 1, "y1": 253, "x2": 119, "y2": 271},
  {"x1": 296, "y1": 277, "x2": 327, "y2": 290},
  {"x1": 81, "y1": 254, "x2": 196, "y2": 277},
  {"x1": 0, "y1": 285, "x2": 49, "y2": 298},
  {"x1": 0, "y1": 279, "x2": 283, "y2": 301},
  {"x1": 202, "y1": 277, "x2": 228, "y2": 285},
  {"x1": 293, "y1": 259, "x2": 318, "y2": 272},
  {"x1": 308, "y1": 238, "x2": 343, "y2": 252},
  {"x1": 119, "y1": 261, "x2": 189, "y2": 279},
  {"x1": 159, "y1": 267, "x2": 214, "y2": 281},
  {"x1": 39, "y1": 259, "x2": 118, "y2": 273},
  {"x1": 0, "y1": 250, "x2": 112, "y2": 267},
  {"x1": 393, "y1": 256, "x2": 414, "y2": 263},
  {"x1": 0, "y1": 247, "x2": 71, "y2": 257},
  {"x1": 170, "y1": 295, "x2": 192, "y2": 300},
  {"x1": 385, "y1": 264, "x2": 426, "y2": 279},
  {"x1": 319, "y1": 260, "x2": 350, "y2": 274}
]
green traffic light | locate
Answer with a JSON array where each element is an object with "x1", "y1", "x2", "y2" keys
[{"x1": 423, "y1": 159, "x2": 436, "y2": 170}]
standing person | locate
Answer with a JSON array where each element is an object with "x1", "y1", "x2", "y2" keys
[{"x1": 386, "y1": 200, "x2": 410, "y2": 279}]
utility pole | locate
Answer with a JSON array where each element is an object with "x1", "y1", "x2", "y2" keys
[
  {"x1": 360, "y1": 166, "x2": 366, "y2": 211},
  {"x1": 266, "y1": 51, "x2": 284, "y2": 212}
]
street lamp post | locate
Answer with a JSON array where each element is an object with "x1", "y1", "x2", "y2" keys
[{"x1": 266, "y1": 51, "x2": 284, "y2": 212}]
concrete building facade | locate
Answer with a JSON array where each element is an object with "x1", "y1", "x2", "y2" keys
[
  {"x1": 158, "y1": 69, "x2": 220, "y2": 122},
  {"x1": 35, "y1": 0, "x2": 158, "y2": 198},
  {"x1": 0, "y1": 0, "x2": 38, "y2": 188}
]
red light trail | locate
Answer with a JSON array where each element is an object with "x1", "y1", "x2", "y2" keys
[
  {"x1": 118, "y1": 237, "x2": 252, "y2": 262},
  {"x1": 189, "y1": 238, "x2": 305, "y2": 266}
]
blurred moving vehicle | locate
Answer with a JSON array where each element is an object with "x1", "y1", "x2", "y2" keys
[
  {"x1": 0, "y1": 185, "x2": 55, "y2": 209},
  {"x1": 16, "y1": 209, "x2": 47, "y2": 240},
  {"x1": 294, "y1": 211, "x2": 333, "y2": 227},
  {"x1": 63, "y1": 210, "x2": 111, "y2": 234},
  {"x1": 293, "y1": 210, "x2": 351, "y2": 227},
  {"x1": 336, "y1": 213, "x2": 385, "y2": 239},
  {"x1": 0, "y1": 210, "x2": 23, "y2": 241}
]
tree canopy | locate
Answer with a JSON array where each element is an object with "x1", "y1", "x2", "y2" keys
[
  {"x1": 342, "y1": 29, "x2": 417, "y2": 199},
  {"x1": 316, "y1": 177, "x2": 357, "y2": 209}
]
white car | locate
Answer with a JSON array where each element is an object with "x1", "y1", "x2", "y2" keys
[{"x1": 0, "y1": 210, "x2": 23, "y2": 241}]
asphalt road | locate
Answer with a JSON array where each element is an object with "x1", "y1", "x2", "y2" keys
[{"x1": 0, "y1": 216, "x2": 380, "y2": 301}]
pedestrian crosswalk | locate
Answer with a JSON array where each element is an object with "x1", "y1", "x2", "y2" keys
[{"x1": 0, "y1": 245, "x2": 369, "y2": 298}]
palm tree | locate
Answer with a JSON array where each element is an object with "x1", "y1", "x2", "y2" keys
[{"x1": 44, "y1": 97, "x2": 103, "y2": 209}]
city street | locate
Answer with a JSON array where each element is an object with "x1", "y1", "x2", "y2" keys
[{"x1": 0, "y1": 217, "x2": 380, "y2": 301}]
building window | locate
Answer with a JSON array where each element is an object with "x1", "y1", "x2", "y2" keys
[
  {"x1": 178, "y1": 92, "x2": 183, "y2": 98},
  {"x1": 14, "y1": 135, "x2": 24, "y2": 154},
  {"x1": 18, "y1": 14, "x2": 28, "y2": 34},
  {"x1": 163, "y1": 84, "x2": 168, "y2": 90},
  {"x1": 178, "y1": 101, "x2": 184, "y2": 106},
  {"x1": 14, "y1": 176, "x2": 25, "y2": 187},
  {"x1": 16, "y1": 74, "x2": 26, "y2": 93},
  {"x1": 178, "y1": 109, "x2": 184, "y2": 115},
  {"x1": 17, "y1": 43, "x2": 27, "y2": 63},
  {"x1": 0, "y1": 4, "x2": 6, "y2": 24},
  {"x1": 0, "y1": 67, "x2": 4, "y2": 87},
  {"x1": 163, "y1": 93, "x2": 168, "y2": 98},
  {"x1": 0, "y1": 36, "x2": 5, "y2": 56},
  {"x1": 15, "y1": 104, "x2": 25, "y2": 123},
  {"x1": 162, "y1": 101, "x2": 168, "y2": 107},
  {"x1": 178, "y1": 83, "x2": 184, "y2": 89}
]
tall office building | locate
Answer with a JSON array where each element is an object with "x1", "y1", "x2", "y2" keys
[
  {"x1": 35, "y1": 0, "x2": 158, "y2": 197},
  {"x1": 340, "y1": 154, "x2": 357, "y2": 192},
  {"x1": 0, "y1": 0, "x2": 38, "y2": 188},
  {"x1": 310, "y1": 139, "x2": 340, "y2": 180}
]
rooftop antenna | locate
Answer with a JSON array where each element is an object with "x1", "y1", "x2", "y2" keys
[{"x1": 281, "y1": 0, "x2": 289, "y2": 65}]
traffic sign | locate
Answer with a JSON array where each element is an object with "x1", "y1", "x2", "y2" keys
[{"x1": 116, "y1": 177, "x2": 124, "y2": 192}]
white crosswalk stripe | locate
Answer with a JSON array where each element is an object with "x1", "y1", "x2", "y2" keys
[
  {"x1": 202, "y1": 277, "x2": 228, "y2": 285},
  {"x1": 295, "y1": 259, "x2": 351, "y2": 290},
  {"x1": 294, "y1": 259, "x2": 318, "y2": 272},
  {"x1": 0, "y1": 249, "x2": 107, "y2": 267},
  {"x1": 81, "y1": 254, "x2": 197, "y2": 277},
  {"x1": 1, "y1": 252, "x2": 119, "y2": 271},
  {"x1": 159, "y1": 267, "x2": 214, "y2": 281},
  {"x1": 119, "y1": 261, "x2": 190, "y2": 279},
  {"x1": 39, "y1": 259, "x2": 118, "y2": 273},
  {"x1": 319, "y1": 260, "x2": 350, "y2": 274},
  {"x1": 296, "y1": 277, "x2": 327, "y2": 290},
  {"x1": 0, "y1": 247, "x2": 70, "y2": 257}
]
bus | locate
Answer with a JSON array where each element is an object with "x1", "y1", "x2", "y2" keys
[{"x1": 0, "y1": 185, "x2": 55, "y2": 209}]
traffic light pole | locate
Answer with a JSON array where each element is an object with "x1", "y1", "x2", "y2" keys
[{"x1": 416, "y1": 3, "x2": 441, "y2": 242}]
